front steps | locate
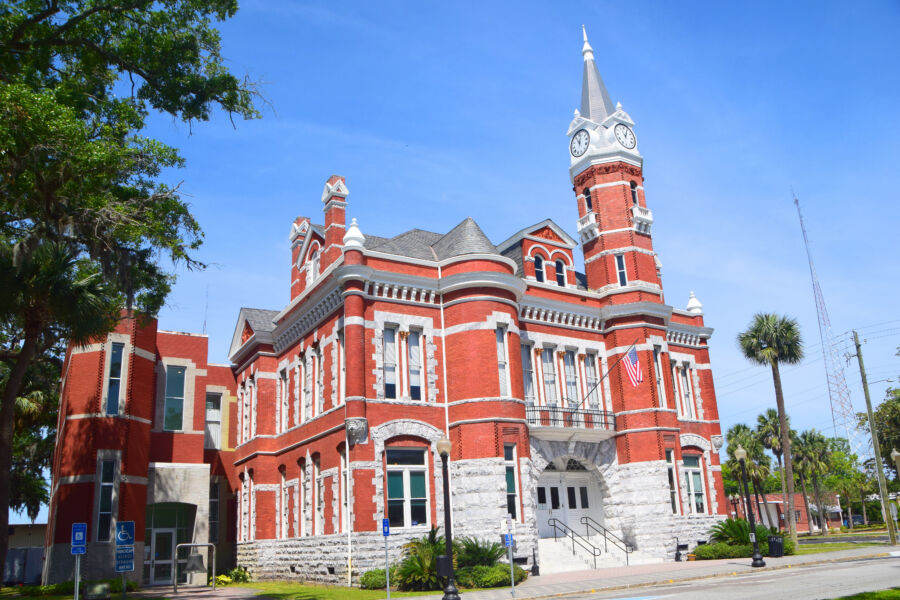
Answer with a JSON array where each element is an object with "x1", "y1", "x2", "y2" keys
[{"x1": 536, "y1": 536, "x2": 664, "y2": 574}]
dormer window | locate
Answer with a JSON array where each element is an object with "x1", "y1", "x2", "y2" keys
[
  {"x1": 534, "y1": 255, "x2": 545, "y2": 283},
  {"x1": 555, "y1": 260, "x2": 566, "y2": 287},
  {"x1": 630, "y1": 181, "x2": 639, "y2": 205},
  {"x1": 583, "y1": 187, "x2": 592, "y2": 212},
  {"x1": 306, "y1": 248, "x2": 319, "y2": 286}
]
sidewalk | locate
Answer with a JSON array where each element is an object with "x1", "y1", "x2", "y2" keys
[{"x1": 399, "y1": 545, "x2": 900, "y2": 600}]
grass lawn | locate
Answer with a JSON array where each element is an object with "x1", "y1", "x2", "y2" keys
[
  {"x1": 794, "y1": 541, "x2": 883, "y2": 555},
  {"x1": 236, "y1": 582, "x2": 442, "y2": 599},
  {"x1": 833, "y1": 590, "x2": 900, "y2": 599},
  {"x1": 0, "y1": 589, "x2": 72, "y2": 600}
]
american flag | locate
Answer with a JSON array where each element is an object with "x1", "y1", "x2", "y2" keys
[{"x1": 623, "y1": 348, "x2": 643, "y2": 387}]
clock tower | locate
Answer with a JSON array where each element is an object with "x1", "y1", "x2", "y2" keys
[{"x1": 570, "y1": 27, "x2": 661, "y2": 300}]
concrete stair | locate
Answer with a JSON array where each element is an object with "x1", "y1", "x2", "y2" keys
[{"x1": 537, "y1": 536, "x2": 664, "y2": 574}]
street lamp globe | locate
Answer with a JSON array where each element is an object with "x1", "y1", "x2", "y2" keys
[
  {"x1": 437, "y1": 436, "x2": 452, "y2": 458},
  {"x1": 734, "y1": 445, "x2": 747, "y2": 461}
]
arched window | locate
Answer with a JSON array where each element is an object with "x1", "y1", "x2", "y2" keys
[
  {"x1": 583, "y1": 187, "x2": 592, "y2": 212},
  {"x1": 306, "y1": 247, "x2": 319, "y2": 286},
  {"x1": 534, "y1": 255, "x2": 544, "y2": 283},
  {"x1": 630, "y1": 181, "x2": 639, "y2": 205},
  {"x1": 555, "y1": 260, "x2": 565, "y2": 287}
]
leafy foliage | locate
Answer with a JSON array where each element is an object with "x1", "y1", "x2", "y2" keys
[
  {"x1": 395, "y1": 527, "x2": 446, "y2": 591},
  {"x1": 227, "y1": 566, "x2": 251, "y2": 583},
  {"x1": 708, "y1": 518, "x2": 772, "y2": 546},
  {"x1": 456, "y1": 564, "x2": 528, "y2": 588},
  {"x1": 859, "y1": 386, "x2": 900, "y2": 480},
  {"x1": 455, "y1": 536, "x2": 506, "y2": 568}
]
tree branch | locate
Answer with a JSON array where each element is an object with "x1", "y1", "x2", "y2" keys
[{"x1": 8, "y1": 0, "x2": 60, "y2": 45}]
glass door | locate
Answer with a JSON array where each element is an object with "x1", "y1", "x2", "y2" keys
[{"x1": 150, "y1": 529, "x2": 176, "y2": 585}]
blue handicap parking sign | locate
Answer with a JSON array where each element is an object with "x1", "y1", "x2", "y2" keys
[
  {"x1": 71, "y1": 523, "x2": 87, "y2": 555},
  {"x1": 382, "y1": 518, "x2": 390, "y2": 537},
  {"x1": 115, "y1": 521, "x2": 135, "y2": 546},
  {"x1": 504, "y1": 533, "x2": 513, "y2": 548}
]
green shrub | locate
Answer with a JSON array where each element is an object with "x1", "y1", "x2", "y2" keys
[
  {"x1": 18, "y1": 579, "x2": 137, "y2": 596},
  {"x1": 456, "y1": 564, "x2": 528, "y2": 588},
  {"x1": 228, "y1": 566, "x2": 251, "y2": 583},
  {"x1": 395, "y1": 527, "x2": 446, "y2": 591},
  {"x1": 710, "y1": 518, "x2": 751, "y2": 545},
  {"x1": 360, "y1": 568, "x2": 386, "y2": 590},
  {"x1": 455, "y1": 536, "x2": 506, "y2": 568},
  {"x1": 692, "y1": 534, "x2": 794, "y2": 560},
  {"x1": 215, "y1": 574, "x2": 233, "y2": 586}
]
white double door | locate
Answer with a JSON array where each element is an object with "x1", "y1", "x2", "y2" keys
[{"x1": 536, "y1": 472, "x2": 599, "y2": 538}]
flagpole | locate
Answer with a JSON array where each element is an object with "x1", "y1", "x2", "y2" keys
[{"x1": 574, "y1": 340, "x2": 639, "y2": 410}]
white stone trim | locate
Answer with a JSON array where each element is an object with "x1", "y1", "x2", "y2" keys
[{"x1": 66, "y1": 413, "x2": 151, "y2": 424}]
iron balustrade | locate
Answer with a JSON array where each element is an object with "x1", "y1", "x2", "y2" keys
[
  {"x1": 525, "y1": 405, "x2": 615, "y2": 431},
  {"x1": 580, "y1": 516, "x2": 634, "y2": 565},
  {"x1": 547, "y1": 518, "x2": 602, "y2": 569}
]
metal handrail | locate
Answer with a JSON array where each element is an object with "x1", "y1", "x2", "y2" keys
[
  {"x1": 580, "y1": 516, "x2": 633, "y2": 565},
  {"x1": 547, "y1": 518, "x2": 602, "y2": 569},
  {"x1": 525, "y1": 405, "x2": 615, "y2": 431}
]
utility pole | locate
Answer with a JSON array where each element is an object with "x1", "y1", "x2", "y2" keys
[{"x1": 852, "y1": 331, "x2": 897, "y2": 546}]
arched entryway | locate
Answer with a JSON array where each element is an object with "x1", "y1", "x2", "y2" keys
[{"x1": 535, "y1": 457, "x2": 604, "y2": 538}]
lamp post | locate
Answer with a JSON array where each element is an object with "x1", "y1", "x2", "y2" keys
[
  {"x1": 734, "y1": 445, "x2": 765, "y2": 567},
  {"x1": 729, "y1": 493, "x2": 740, "y2": 518},
  {"x1": 436, "y1": 436, "x2": 460, "y2": 600}
]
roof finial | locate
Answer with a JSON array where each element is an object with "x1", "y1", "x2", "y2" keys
[{"x1": 582, "y1": 24, "x2": 594, "y2": 61}]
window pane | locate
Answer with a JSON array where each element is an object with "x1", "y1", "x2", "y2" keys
[
  {"x1": 409, "y1": 471, "x2": 426, "y2": 498},
  {"x1": 507, "y1": 495, "x2": 517, "y2": 519},
  {"x1": 387, "y1": 472, "x2": 404, "y2": 499},
  {"x1": 410, "y1": 384, "x2": 421, "y2": 401},
  {"x1": 165, "y1": 367, "x2": 186, "y2": 398},
  {"x1": 386, "y1": 449, "x2": 425, "y2": 466},
  {"x1": 101, "y1": 460, "x2": 115, "y2": 482},
  {"x1": 683, "y1": 456, "x2": 699, "y2": 468},
  {"x1": 410, "y1": 500, "x2": 427, "y2": 526},
  {"x1": 506, "y1": 467, "x2": 516, "y2": 493},
  {"x1": 109, "y1": 343, "x2": 124, "y2": 377},
  {"x1": 504, "y1": 445, "x2": 514, "y2": 461},
  {"x1": 164, "y1": 397, "x2": 183, "y2": 430},
  {"x1": 537, "y1": 487, "x2": 546, "y2": 505},
  {"x1": 567, "y1": 487, "x2": 577, "y2": 509},
  {"x1": 387, "y1": 501, "x2": 405, "y2": 527},
  {"x1": 580, "y1": 487, "x2": 589, "y2": 509},
  {"x1": 692, "y1": 472, "x2": 702, "y2": 491},
  {"x1": 106, "y1": 380, "x2": 120, "y2": 414},
  {"x1": 97, "y1": 514, "x2": 111, "y2": 541},
  {"x1": 550, "y1": 487, "x2": 560, "y2": 509},
  {"x1": 99, "y1": 487, "x2": 112, "y2": 512}
]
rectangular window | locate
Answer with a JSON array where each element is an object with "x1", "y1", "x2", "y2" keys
[
  {"x1": 583, "y1": 354, "x2": 601, "y2": 407},
  {"x1": 339, "y1": 448, "x2": 349, "y2": 533},
  {"x1": 209, "y1": 481, "x2": 219, "y2": 543},
  {"x1": 97, "y1": 459, "x2": 115, "y2": 541},
  {"x1": 279, "y1": 369, "x2": 289, "y2": 432},
  {"x1": 386, "y1": 448, "x2": 427, "y2": 528},
  {"x1": 666, "y1": 449, "x2": 679, "y2": 514},
  {"x1": 383, "y1": 327, "x2": 397, "y2": 399},
  {"x1": 106, "y1": 342, "x2": 124, "y2": 415},
  {"x1": 563, "y1": 351, "x2": 578, "y2": 406},
  {"x1": 204, "y1": 393, "x2": 221, "y2": 449},
  {"x1": 408, "y1": 330, "x2": 422, "y2": 401},
  {"x1": 579, "y1": 486, "x2": 589, "y2": 509},
  {"x1": 653, "y1": 346, "x2": 667, "y2": 408},
  {"x1": 683, "y1": 455, "x2": 706, "y2": 514},
  {"x1": 550, "y1": 487, "x2": 560, "y2": 510},
  {"x1": 338, "y1": 330, "x2": 346, "y2": 405},
  {"x1": 504, "y1": 445, "x2": 518, "y2": 520},
  {"x1": 615, "y1": 254, "x2": 627, "y2": 286},
  {"x1": 163, "y1": 366, "x2": 186, "y2": 431},
  {"x1": 541, "y1": 349, "x2": 557, "y2": 405},
  {"x1": 681, "y1": 365, "x2": 695, "y2": 419},
  {"x1": 567, "y1": 486, "x2": 577, "y2": 509},
  {"x1": 521, "y1": 345, "x2": 535, "y2": 403},
  {"x1": 537, "y1": 487, "x2": 547, "y2": 508},
  {"x1": 496, "y1": 327, "x2": 509, "y2": 396}
]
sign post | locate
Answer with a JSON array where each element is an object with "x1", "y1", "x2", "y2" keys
[
  {"x1": 71, "y1": 523, "x2": 87, "y2": 600},
  {"x1": 382, "y1": 518, "x2": 391, "y2": 600},
  {"x1": 504, "y1": 516, "x2": 516, "y2": 597},
  {"x1": 115, "y1": 521, "x2": 135, "y2": 600}
]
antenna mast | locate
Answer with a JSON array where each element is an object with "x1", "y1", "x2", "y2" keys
[{"x1": 794, "y1": 196, "x2": 862, "y2": 453}]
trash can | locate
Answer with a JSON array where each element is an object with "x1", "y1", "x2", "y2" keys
[{"x1": 767, "y1": 535, "x2": 784, "y2": 558}]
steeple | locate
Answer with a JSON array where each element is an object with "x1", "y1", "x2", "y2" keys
[{"x1": 580, "y1": 26, "x2": 615, "y2": 124}]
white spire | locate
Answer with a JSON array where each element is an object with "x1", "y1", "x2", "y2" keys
[
  {"x1": 343, "y1": 218, "x2": 365, "y2": 250},
  {"x1": 686, "y1": 291, "x2": 703, "y2": 315},
  {"x1": 582, "y1": 24, "x2": 594, "y2": 61}
]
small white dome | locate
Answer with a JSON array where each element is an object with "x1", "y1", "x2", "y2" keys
[
  {"x1": 686, "y1": 291, "x2": 703, "y2": 315},
  {"x1": 343, "y1": 218, "x2": 365, "y2": 250}
]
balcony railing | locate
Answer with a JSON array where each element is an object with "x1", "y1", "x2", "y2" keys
[
  {"x1": 631, "y1": 205, "x2": 653, "y2": 234},
  {"x1": 525, "y1": 404, "x2": 615, "y2": 439},
  {"x1": 576, "y1": 212, "x2": 600, "y2": 242}
]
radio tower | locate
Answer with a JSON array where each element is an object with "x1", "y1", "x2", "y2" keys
[{"x1": 794, "y1": 196, "x2": 863, "y2": 453}]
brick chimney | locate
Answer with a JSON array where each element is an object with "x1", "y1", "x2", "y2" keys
[{"x1": 321, "y1": 175, "x2": 348, "y2": 267}]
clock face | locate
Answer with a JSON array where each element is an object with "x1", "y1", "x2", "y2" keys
[
  {"x1": 570, "y1": 129, "x2": 590, "y2": 157},
  {"x1": 614, "y1": 124, "x2": 636, "y2": 149}
]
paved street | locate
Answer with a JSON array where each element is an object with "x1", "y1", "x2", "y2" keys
[{"x1": 571, "y1": 556, "x2": 900, "y2": 599}]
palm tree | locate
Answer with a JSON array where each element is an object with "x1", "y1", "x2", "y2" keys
[
  {"x1": 725, "y1": 424, "x2": 771, "y2": 523},
  {"x1": 738, "y1": 313, "x2": 804, "y2": 544},
  {"x1": 792, "y1": 430, "x2": 817, "y2": 534},
  {"x1": 757, "y1": 408, "x2": 790, "y2": 531},
  {"x1": 795, "y1": 430, "x2": 831, "y2": 537}
]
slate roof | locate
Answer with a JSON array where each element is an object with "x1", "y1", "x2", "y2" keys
[
  {"x1": 242, "y1": 308, "x2": 279, "y2": 333},
  {"x1": 363, "y1": 217, "x2": 500, "y2": 262}
]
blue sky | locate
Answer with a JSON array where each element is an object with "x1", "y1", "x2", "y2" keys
[{"x1": 12, "y1": 1, "x2": 900, "y2": 523}]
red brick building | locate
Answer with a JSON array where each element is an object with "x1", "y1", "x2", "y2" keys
[{"x1": 44, "y1": 29, "x2": 727, "y2": 584}]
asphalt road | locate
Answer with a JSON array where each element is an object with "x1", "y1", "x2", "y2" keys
[{"x1": 565, "y1": 555, "x2": 900, "y2": 600}]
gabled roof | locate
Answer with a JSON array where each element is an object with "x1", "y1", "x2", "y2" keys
[
  {"x1": 228, "y1": 307, "x2": 279, "y2": 363},
  {"x1": 495, "y1": 218, "x2": 577, "y2": 253},
  {"x1": 295, "y1": 223, "x2": 326, "y2": 269},
  {"x1": 363, "y1": 217, "x2": 500, "y2": 262}
]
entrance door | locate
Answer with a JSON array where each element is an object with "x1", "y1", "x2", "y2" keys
[
  {"x1": 536, "y1": 478, "x2": 567, "y2": 537},
  {"x1": 537, "y1": 469, "x2": 602, "y2": 538},
  {"x1": 149, "y1": 529, "x2": 176, "y2": 585}
]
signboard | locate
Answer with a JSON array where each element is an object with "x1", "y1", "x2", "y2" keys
[
  {"x1": 71, "y1": 523, "x2": 87, "y2": 555},
  {"x1": 115, "y1": 547, "x2": 134, "y2": 573},
  {"x1": 504, "y1": 533, "x2": 513, "y2": 548},
  {"x1": 382, "y1": 518, "x2": 390, "y2": 537},
  {"x1": 115, "y1": 521, "x2": 135, "y2": 546}
]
